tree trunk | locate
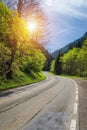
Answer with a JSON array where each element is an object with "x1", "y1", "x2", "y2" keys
[
  {"x1": 2, "y1": 38, "x2": 17, "y2": 80},
  {"x1": 17, "y1": 0, "x2": 23, "y2": 17}
]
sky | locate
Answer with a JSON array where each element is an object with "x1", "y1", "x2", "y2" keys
[{"x1": 41, "y1": 0, "x2": 87, "y2": 53}]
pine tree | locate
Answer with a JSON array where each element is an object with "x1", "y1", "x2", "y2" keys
[{"x1": 54, "y1": 51, "x2": 62, "y2": 75}]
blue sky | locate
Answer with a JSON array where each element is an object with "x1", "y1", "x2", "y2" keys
[{"x1": 41, "y1": 0, "x2": 87, "y2": 52}]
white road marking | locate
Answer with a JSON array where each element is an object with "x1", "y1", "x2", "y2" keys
[
  {"x1": 70, "y1": 120, "x2": 76, "y2": 130},
  {"x1": 76, "y1": 91, "x2": 78, "y2": 94},
  {"x1": 73, "y1": 103, "x2": 78, "y2": 114},
  {"x1": 75, "y1": 95, "x2": 78, "y2": 101},
  {"x1": 70, "y1": 80, "x2": 79, "y2": 130}
]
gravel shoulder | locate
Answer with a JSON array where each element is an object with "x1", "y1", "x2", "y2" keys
[{"x1": 74, "y1": 79, "x2": 87, "y2": 130}]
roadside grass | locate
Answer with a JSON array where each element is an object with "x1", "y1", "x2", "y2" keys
[
  {"x1": 58, "y1": 74, "x2": 87, "y2": 80},
  {"x1": 0, "y1": 72, "x2": 46, "y2": 90},
  {"x1": 49, "y1": 72, "x2": 87, "y2": 80}
]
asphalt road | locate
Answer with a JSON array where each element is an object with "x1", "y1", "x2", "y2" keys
[{"x1": 0, "y1": 72, "x2": 78, "y2": 130}]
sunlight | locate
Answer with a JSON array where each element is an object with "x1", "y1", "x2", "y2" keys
[{"x1": 27, "y1": 21, "x2": 37, "y2": 33}]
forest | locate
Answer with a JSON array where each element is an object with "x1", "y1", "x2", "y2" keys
[
  {"x1": 0, "y1": 1, "x2": 51, "y2": 90},
  {"x1": 51, "y1": 39, "x2": 87, "y2": 77}
]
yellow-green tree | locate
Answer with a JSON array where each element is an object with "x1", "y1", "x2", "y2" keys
[
  {"x1": 61, "y1": 40, "x2": 87, "y2": 77},
  {"x1": 0, "y1": 2, "x2": 46, "y2": 80}
]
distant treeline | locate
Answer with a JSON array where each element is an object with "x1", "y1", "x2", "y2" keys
[{"x1": 50, "y1": 39, "x2": 87, "y2": 77}]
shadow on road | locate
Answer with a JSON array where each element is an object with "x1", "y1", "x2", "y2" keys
[{"x1": 0, "y1": 91, "x2": 13, "y2": 97}]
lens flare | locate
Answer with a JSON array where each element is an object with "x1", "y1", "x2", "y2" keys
[{"x1": 27, "y1": 21, "x2": 37, "y2": 32}]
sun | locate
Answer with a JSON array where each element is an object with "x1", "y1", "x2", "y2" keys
[{"x1": 27, "y1": 21, "x2": 37, "y2": 32}]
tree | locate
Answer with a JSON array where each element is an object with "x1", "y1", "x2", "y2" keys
[
  {"x1": 60, "y1": 41, "x2": 87, "y2": 77},
  {"x1": 22, "y1": 47, "x2": 46, "y2": 74},
  {"x1": 0, "y1": 2, "x2": 29, "y2": 79},
  {"x1": 54, "y1": 51, "x2": 62, "y2": 74},
  {"x1": 4, "y1": 0, "x2": 40, "y2": 17},
  {"x1": 61, "y1": 48, "x2": 79, "y2": 75},
  {"x1": 4, "y1": 0, "x2": 49, "y2": 44},
  {"x1": 0, "y1": 2, "x2": 46, "y2": 80},
  {"x1": 50, "y1": 60, "x2": 55, "y2": 73},
  {"x1": 76, "y1": 40, "x2": 87, "y2": 76}
]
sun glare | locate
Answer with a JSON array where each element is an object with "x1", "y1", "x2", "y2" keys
[{"x1": 27, "y1": 21, "x2": 37, "y2": 32}]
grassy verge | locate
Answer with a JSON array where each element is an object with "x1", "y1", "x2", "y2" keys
[
  {"x1": 0, "y1": 72, "x2": 46, "y2": 90},
  {"x1": 58, "y1": 74, "x2": 87, "y2": 80},
  {"x1": 49, "y1": 72, "x2": 87, "y2": 80}
]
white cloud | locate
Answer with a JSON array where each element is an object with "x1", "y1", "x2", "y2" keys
[
  {"x1": 66, "y1": 0, "x2": 84, "y2": 7},
  {"x1": 44, "y1": 0, "x2": 87, "y2": 18}
]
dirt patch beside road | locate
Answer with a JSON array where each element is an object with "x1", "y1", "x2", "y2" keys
[{"x1": 74, "y1": 79, "x2": 87, "y2": 130}]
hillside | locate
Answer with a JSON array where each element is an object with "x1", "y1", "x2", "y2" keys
[{"x1": 52, "y1": 32, "x2": 87, "y2": 58}]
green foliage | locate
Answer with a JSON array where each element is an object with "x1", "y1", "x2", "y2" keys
[
  {"x1": 61, "y1": 40, "x2": 87, "y2": 77},
  {"x1": 0, "y1": 71, "x2": 46, "y2": 90},
  {"x1": 0, "y1": 2, "x2": 29, "y2": 79},
  {"x1": 50, "y1": 60, "x2": 55, "y2": 73},
  {"x1": 22, "y1": 47, "x2": 46, "y2": 74},
  {"x1": 0, "y1": 2, "x2": 46, "y2": 85},
  {"x1": 53, "y1": 39, "x2": 87, "y2": 77},
  {"x1": 31, "y1": 41, "x2": 53, "y2": 71},
  {"x1": 61, "y1": 48, "x2": 79, "y2": 75}
]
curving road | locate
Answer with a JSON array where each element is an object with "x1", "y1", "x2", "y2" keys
[{"x1": 0, "y1": 72, "x2": 78, "y2": 130}]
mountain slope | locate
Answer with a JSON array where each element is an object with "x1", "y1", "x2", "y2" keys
[{"x1": 52, "y1": 32, "x2": 87, "y2": 58}]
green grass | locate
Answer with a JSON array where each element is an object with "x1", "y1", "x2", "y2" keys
[
  {"x1": 49, "y1": 72, "x2": 87, "y2": 80},
  {"x1": 0, "y1": 72, "x2": 46, "y2": 90},
  {"x1": 58, "y1": 74, "x2": 87, "y2": 80}
]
